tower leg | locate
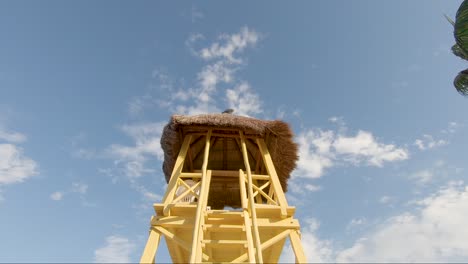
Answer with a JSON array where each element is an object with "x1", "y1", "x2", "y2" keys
[
  {"x1": 289, "y1": 230, "x2": 307, "y2": 263},
  {"x1": 140, "y1": 228, "x2": 161, "y2": 264}
]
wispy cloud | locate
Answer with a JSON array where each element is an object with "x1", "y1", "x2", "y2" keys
[
  {"x1": 191, "y1": 5, "x2": 204, "y2": 23},
  {"x1": 0, "y1": 144, "x2": 37, "y2": 185},
  {"x1": 408, "y1": 160, "x2": 461, "y2": 186},
  {"x1": 414, "y1": 122, "x2": 462, "y2": 151},
  {"x1": 281, "y1": 218, "x2": 333, "y2": 263},
  {"x1": 336, "y1": 181, "x2": 468, "y2": 262},
  {"x1": 414, "y1": 134, "x2": 447, "y2": 150},
  {"x1": 0, "y1": 125, "x2": 37, "y2": 201},
  {"x1": 50, "y1": 182, "x2": 89, "y2": 202},
  {"x1": 226, "y1": 82, "x2": 262, "y2": 116},
  {"x1": 0, "y1": 127, "x2": 26, "y2": 143},
  {"x1": 198, "y1": 26, "x2": 260, "y2": 64},
  {"x1": 94, "y1": 235, "x2": 136, "y2": 263},
  {"x1": 294, "y1": 119, "x2": 408, "y2": 179},
  {"x1": 107, "y1": 122, "x2": 165, "y2": 178},
  {"x1": 50, "y1": 191, "x2": 64, "y2": 201},
  {"x1": 151, "y1": 27, "x2": 263, "y2": 116}
]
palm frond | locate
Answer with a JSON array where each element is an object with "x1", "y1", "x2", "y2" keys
[
  {"x1": 454, "y1": 69, "x2": 468, "y2": 96},
  {"x1": 454, "y1": 0, "x2": 468, "y2": 54},
  {"x1": 445, "y1": 14, "x2": 455, "y2": 26},
  {"x1": 452, "y1": 44, "x2": 468, "y2": 60}
]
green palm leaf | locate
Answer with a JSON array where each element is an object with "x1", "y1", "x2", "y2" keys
[
  {"x1": 454, "y1": 0, "x2": 468, "y2": 54},
  {"x1": 454, "y1": 69, "x2": 468, "y2": 96}
]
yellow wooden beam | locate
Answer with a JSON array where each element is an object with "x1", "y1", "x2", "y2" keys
[
  {"x1": 231, "y1": 229, "x2": 291, "y2": 263},
  {"x1": 256, "y1": 138, "x2": 288, "y2": 217},
  {"x1": 162, "y1": 135, "x2": 193, "y2": 216},
  {"x1": 238, "y1": 170, "x2": 256, "y2": 263},
  {"x1": 190, "y1": 130, "x2": 212, "y2": 263},
  {"x1": 240, "y1": 132, "x2": 263, "y2": 263},
  {"x1": 140, "y1": 228, "x2": 161, "y2": 264},
  {"x1": 289, "y1": 230, "x2": 307, "y2": 263}
]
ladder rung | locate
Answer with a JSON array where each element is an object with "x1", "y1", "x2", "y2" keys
[
  {"x1": 201, "y1": 239, "x2": 247, "y2": 246},
  {"x1": 203, "y1": 224, "x2": 245, "y2": 231}
]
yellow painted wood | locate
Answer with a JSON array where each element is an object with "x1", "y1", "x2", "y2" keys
[
  {"x1": 290, "y1": 230, "x2": 307, "y2": 263},
  {"x1": 140, "y1": 228, "x2": 160, "y2": 264},
  {"x1": 256, "y1": 138, "x2": 289, "y2": 217},
  {"x1": 171, "y1": 180, "x2": 200, "y2": 204},
  {"x1": 141, "y1": 128, "x2": 306, "y2": 263},
  {"x1": 239, "y1": 170, "x2": 256, "y2": 263},
  {"x1": 242, "y1": 210, "x2": 256, "y2": 263},
  {"x1": 162, "y1": 135, "x2": 193, "y2": 216},
  {"x1": 240, "y1": 132, "x2": 263, "y2": 263},
  {"x1": 190, "y1": 130, "x2": 212, "y2": 263}
]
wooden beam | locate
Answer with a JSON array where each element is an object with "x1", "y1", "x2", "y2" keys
[
  {"x1": 140, "y1": 228, "x2": 161, "y2": 264},
  {"x1": 239, "y1": 170, "x2": 256, "y2": 262},
  {"x1": 231, "y1": 228, "x2": 291, "y2": 263},
  {"x1": 290, "y1": 230, "x2": 307, "y2": 263},
  {"x1": 189, "y1": 129, "x2": 212, "y2": 263},
  {"x1": 256, "y1": 138, "x2": 288, "y2": 217},
  {"x1": 240, "y1": 131, "x2": 263, "y2": 263},
  {"x1": 162, "y1": 135, "x2": 192, "y2": 216}
]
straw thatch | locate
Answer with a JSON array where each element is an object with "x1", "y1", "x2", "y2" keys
[{"x1": 160, "y1": 114, "x2": 298, "y2": 208}]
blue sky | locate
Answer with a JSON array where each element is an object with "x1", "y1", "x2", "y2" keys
[{"x1": 1, "y1": 0, "x2": 468, "y2": 262}]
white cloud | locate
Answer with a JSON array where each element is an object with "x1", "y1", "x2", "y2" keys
[
  {"x1": 50, "y1": 182, "x2": 88, "y2": 202},
  {"x1": 333, "y1": 131, "x2": 408, "y2": 167},
  {"x1": 336, "y1": 182, "x2": 468, "y2": 262},
  {"x1": 294, "y1": 122, "x2": 408, "y2": 179},
  {"x1": 410, "y1": 169, "x2": 434, "y2": 185},
  {"x1": 50, "y1": 191, "x2": 64, "y2": 201},
  {"x1": 0, "y1": 128, "x2": 26, "y2": 143},
  {"x1": 226, "y1": 82, "x2": 262, "y2": 116},
  {"x1": 414, "y1": 134, "x2": 447, "y2": 150},
  {"x1": 379, "y1": 195, "x2": 395, "y2": 204},
  {"x1": 441, "y1": 121, "x2": 460, "y2": 134},
  {"x1": 305, "y1": 184, "x2": 322, "y2": 192},
  {"x1": 295, "y1": 130, "x2": 334, "y2": 178},
  {"x1": 199, "y1": 26, "x2": 260, "y2": 64},
  {"x1": 72, "y1": 182, "x2": 88, "y2": 194},
  {"x1": 126, "y1": 27, "x2": 264, "y2": 118},
  {"x1": 281, "y1": 218, "x2": 333, "y2": 263},
  {"x1": 191, "y1": 5, "x2": 204, "y2": 23},
  {"x1": 108, "y1": 122, "x2": 165, "y2": 178},
  {"x1": 94, "y1": 235, "x2": 136, "y2": 263},
  {"x1": 409, "y1": 161, "x2": 455, "y2": 185},
  {"x1": 346, "y1": 217, "x2": 367, "y2": 232},
  {"x1": 0, "y1": 144, "x2": 37, "y2": 185}
]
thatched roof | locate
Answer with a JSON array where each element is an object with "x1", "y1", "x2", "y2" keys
[
  {"x1": 162, "y1": 113, "x2": 297, "y2": 183},
  {"x1": 161, "y1": 114, "x2": 298, "y2": 208}
]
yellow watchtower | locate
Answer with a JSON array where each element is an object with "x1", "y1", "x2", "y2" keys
[{"x1": 140, "y1": 114, "x2": 306, "y2": 263}]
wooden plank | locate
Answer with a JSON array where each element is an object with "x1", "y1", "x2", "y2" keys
[
  {"x1": 190, "y1": 129, "x2": 212, "y2": 263},
  {"x1": 151, "y1": 216, "x2": 194, "y2": 228},
  {"x1": 240, "y1": 131, "x2": 263, "y2": 263},
  {"x1": 244, "y1": 178, "x2": 276, "y2": 205},
  {"x1": 154, "y1": 226, "x2": 209, "y2": 262},
  {"x1": 290, "y1": 230, "x2": 307, "y2": 263},
  {"x1": 162, "y1": 135, "x2": 193, "y2": 215},
  {"x1": 256, "y1": 138, "x2": 289, "y2": 217},
  {"x1": 140, "y1": 228, "x2": 161, "y2": 264},
  {"x1": 239, "y1": 170, "x2": 255, "y2": 263},
  {"x1": 243, "y1": 210, "x2": 256, "y2": 263},
  {"x1": 231, "y1": 228, "x2": 291, "y2": 263}
]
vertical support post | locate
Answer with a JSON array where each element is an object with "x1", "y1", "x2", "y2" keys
[
  {"x1": 189, "y1": 130, "x2": 212, "y2": 263},
  {"x1": 140, "y1": 228, "x2": 161, "y2": 264},
  {"x1": 162, "y1": 135, "x2": 193, "y2": 215},
  {"x1": 240, "y1": 132, "x2": 263, "y2": 263},
  {"x1": 256, "y1": 138, "x2": 288, "y2": 217},
  {"x1": 289, "y1": 230, "x2": 307, "y2": 263},
  {"x1": 239, "y1": 170, "x2": 256, "y2": 263}
]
